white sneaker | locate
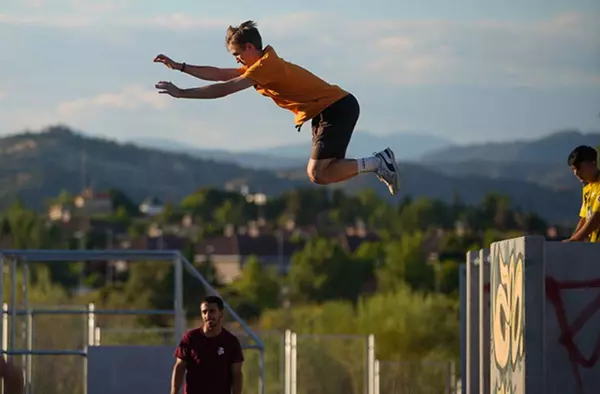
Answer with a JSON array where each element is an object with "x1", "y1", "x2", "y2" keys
[{"x1": 374, "y1": 147, "x2": 401, "y2": 195}]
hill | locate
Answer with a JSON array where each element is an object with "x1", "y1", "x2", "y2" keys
[
  {"x1": 0, "y1": 126, "x2": 584, "y2": 224},
  {"x1": 422, "y1": 129, "x2": 600, "y2": 164},
  {"x1": 279, "y1": 162, "x2": 581, "y2": 224},
  {"x1": 135, "y1": 130, "x2": 455, "y2": 170},
  {"x1": 416, "y1": 129, "x2": 599, "y2": 190},
  {"x1": 0, "y1": 126, "x2": 306, "y2": 210}
]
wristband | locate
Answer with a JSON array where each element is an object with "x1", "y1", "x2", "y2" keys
[{"x1": 180, "y1": 62, "x2": 186, "y2": 72}]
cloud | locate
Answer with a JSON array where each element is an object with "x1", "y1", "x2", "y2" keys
[
  {"x1": 0, "y1": 91, "x2": 5, "y2": 101},
  {"x1": 2, "y1": 9, "x2": 596, "y2": 90},
  {"x1": 70, "y1": 0, "x2": 126, "y2": 13},
  {"x1": 23, "y1": 0, "x2": 44, "y2": 8},
  {"x1": 334, "y1": 11, "x2": 600, "y2": 87},
  {"x1": 0, "y1": 13, "x2": 94, "y2": 27},
  {"x1": 0, "y1": 9, "x2": 321, "y2": 31},
  {"x1": 57, "y1": 85, "x2": 170, "y2": 117},
  {"x1": 0, "y1": 0, "x2": 130, "y2": 27}
]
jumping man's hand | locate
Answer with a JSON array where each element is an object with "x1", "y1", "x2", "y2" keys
[
  {"x1": 155, "y1": 81, "x2": 181, "y2": 98},
  {"x1": 153, "y1": 54, "x2": 182, "y2": 71}
]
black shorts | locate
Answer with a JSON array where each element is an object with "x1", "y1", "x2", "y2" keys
[{"x1": 310, "y1": 93, "x2": 360, "y2": 160}]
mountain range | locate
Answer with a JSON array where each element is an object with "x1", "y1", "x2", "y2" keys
[
  {"x1": 135, "y1": 130, "x2": 454, "y2": 170},
  {"x1": 137, "y1": 128, "x2": 598, "y2": 191},
  {"x1": 0, "y1": 125, "x2": 597, "y2": 225}
]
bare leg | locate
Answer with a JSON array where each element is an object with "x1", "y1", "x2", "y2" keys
[
  {"x1": 306, "y1": 148, "x2": 401, "y2": 195},
  {"x1": 307, "y1": 158, "x2": 359, "y2": 184}
]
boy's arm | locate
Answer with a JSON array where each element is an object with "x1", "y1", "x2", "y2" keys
[
  {"x1": 180, "y1": 65, "x2": 241, "y2": 82},
  {"x1": 567, "y1": 193, "x2": 600, "y2": 242},
  {"x1": 155, "y1": 75, "x2": 255, "y2": 99},
  {"x1": 154, "y1": 54, "x2": 241, "y2": 81},
  {"x1": 568, "y1": 212, "x2": 600, "y2": 241}
]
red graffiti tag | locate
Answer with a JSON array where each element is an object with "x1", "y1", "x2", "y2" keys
[
  {"x1": 545, "y1": 277, "x2": 600, "y2": 394},
  {"x1": 482, "y1": 277, "x2": 600, "y2": 392}
]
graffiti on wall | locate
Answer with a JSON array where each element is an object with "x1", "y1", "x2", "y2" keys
[
  {"x1": 545, "y1": 276, "x2": 600, "y2": 394},
  {"x1": 491, "y1": 241, "x2": 525, "y2": 394}
]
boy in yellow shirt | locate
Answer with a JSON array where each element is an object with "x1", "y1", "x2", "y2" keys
[
  {"x1": 565, "y1": 145, "x2": 600, "y2": 242},
  {"x1": 154, "y1": 20, "x2": 401, "y2": 195}
]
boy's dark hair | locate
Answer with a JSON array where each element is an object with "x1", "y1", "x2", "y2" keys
[
  {"x1": 226, "y1": 20, "x2": 263, "y2": 50},
  {"x1": 567, "y1": 145, "x2": 598, "y2": 167},
  {"x1": 202, "y1": 295, "x2": 224, "y2": 311}
]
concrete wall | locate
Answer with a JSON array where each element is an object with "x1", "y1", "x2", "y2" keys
[
  {"x1": 461, "y1": 249, "x2": 490, "y2": 394},
  {"x1": 478, "y1": 249, "x2": 490, "y2": 394},
  {"x1": 544, "y1": 242, "x2": 600, "y2": 394},
  {"x1": 87, "y1": 346, "x2": 175, "y2": 394},
  {"x1": 459, "y1": 264, "x2": 466, "y2": 394},
  {"x1": 465, "y1": 251, "x2": 479, "y2": 394},
  {"x1": 461, "y1": 236, "x2": 600, "y2": 394},
  {"x1": 489, "y1": 237, "x2": 544, "y2": 394}
]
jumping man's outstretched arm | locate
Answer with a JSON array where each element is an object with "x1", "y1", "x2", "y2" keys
[
  {"x1": 154, "y1": 54, "x2": 240, "y2": 82},
  {"x1": 155, "y1": 75, "x2": 254, "y2": 99},
  {"x1": 180, "y1": 65, "x2": 241, "y2": 82}
]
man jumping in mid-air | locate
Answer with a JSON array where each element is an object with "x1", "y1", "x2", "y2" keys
[{"x1": 154, "y1": 20, "x2": 401, "y2": 195}]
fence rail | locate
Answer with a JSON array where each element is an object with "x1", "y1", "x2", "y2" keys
[
  {"x1": 1, "y1": 250, "x2": 459, "y2": 394},
  {"x1": 0, "y1": 249, "x2": 265, "y2": 394}
]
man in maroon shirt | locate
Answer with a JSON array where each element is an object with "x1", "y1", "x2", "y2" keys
[
  {"x1": 170, "y1": 296, "x2": 244, "y2": 394},
  {"x1": 0, "y1": 357, "x2": 24, "y2": 394}
]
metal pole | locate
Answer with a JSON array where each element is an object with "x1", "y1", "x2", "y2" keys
[
  {"x1": 22, "y1": 260, "x2": 30, "y2": 394},
  {"x1": 367, "y1": 334, "x2": 375, "y2": 394},
  {"x1": 1, "y1": 304, "x2": 6, "y2": 356},
  {"x1": 364, "y1": 335, "x2": 368, "y2": 394},
  {"x1": 290, "y1": 332, "x2": 297, "y2": 394},
  {"x1": 1, "y1": 302, "x2": 6, "y2": 394},
  {"x1": 0, "y1": 254, "x2": 4, "y2": 360},
  {"x1": 9, "y1": 258, "x2": 16, "y2": 363},
  {"x1": 284, "y1": 330, "x2": 290, "y2": 394},
  {"x1": 259, "y1": 347, "x2": 266, "y2": 394},
  {"x1": 174, "y1": 255, "x2": 184, "y2": 344},
  {"x1": 26, "y1": 314, "x2": 33, "y2": 394},
  {"x1": 373, "y1": 359, "x2": 380, "y2": 394},
  {"x1": 84, "y1": 303, "x2": 95, "y2": 394},
  {"x1": 87, "y1": 303, "x2": 96, "y2": 347},
  {"x1": 280, "y1": 331, "x2": 286, "y2": 394}
]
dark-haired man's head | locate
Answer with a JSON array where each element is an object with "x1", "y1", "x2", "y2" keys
[
  {"x1": 201, "y1": 296, "x2": 225, "y2": 334},
  {"x1": 226, "y1": 20, "x2": 264, "y2": 67},
  {"x1": 568, "y1": 145, "x2": 599, "y2": 183}
]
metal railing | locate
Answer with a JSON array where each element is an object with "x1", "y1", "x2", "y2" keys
[
  {"x1": 283, "y1": 330, "x2": 378, "y2": 394},
  {"x1": 0, "y1": 249, "x2": 266, "y2": 394}
]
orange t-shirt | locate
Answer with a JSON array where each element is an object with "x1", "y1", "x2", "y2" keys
[{"x1": 238, "y1": 45, "x2": 349, "y2": 125}]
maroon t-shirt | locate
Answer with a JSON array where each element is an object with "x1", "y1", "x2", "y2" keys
[{"x1": 174, "y1": 327, "x2": 244, "y2": 394}]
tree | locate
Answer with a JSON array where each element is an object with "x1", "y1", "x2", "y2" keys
[
  {"x1": 287, "y1": 237, "x2": 372, "y2": 304},
  {"x1": 377, "y1": 231, "x2": 434, "y2": 292},
  {"x1": 258, "y1": 287, "x2": 460, "y2": 373},
  {"x1": 225, "y1": 256, "x2": 281, "y2": 319},
  {"x1": 57, "y1": 189, "x2": 72, "y2": 205},
  {"x1": 214, "y1": 200, "x2": 245, "y2": 227},
  {"x1": 396, "y1": 197, "x2": 450, "y2": 233},
  {"x1": 108, "y1": 188, "x2": 140, "y2": 217}
]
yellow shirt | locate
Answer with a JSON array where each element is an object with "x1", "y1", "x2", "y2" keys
[
  {"x1": 579, "y1": 180, "x2": 600, "y2": 242},
  {"x1": 238, "y1": 46, "x2": 349, "y2": 125}
]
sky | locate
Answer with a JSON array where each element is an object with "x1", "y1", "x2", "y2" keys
[{"x1": 1, "y1": 0, "x2": 599, "y2": 151}]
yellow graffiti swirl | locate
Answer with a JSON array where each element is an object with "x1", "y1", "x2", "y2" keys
[
  {"x1": 493, "y1": 252, "x2": 511, "y2": 369},
  {"x1": 493, "y1": 248, "x2": 525, "y2": 372},
  {"x1": 510, "y1": 253, "x2": 524, "y2": 366}
]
